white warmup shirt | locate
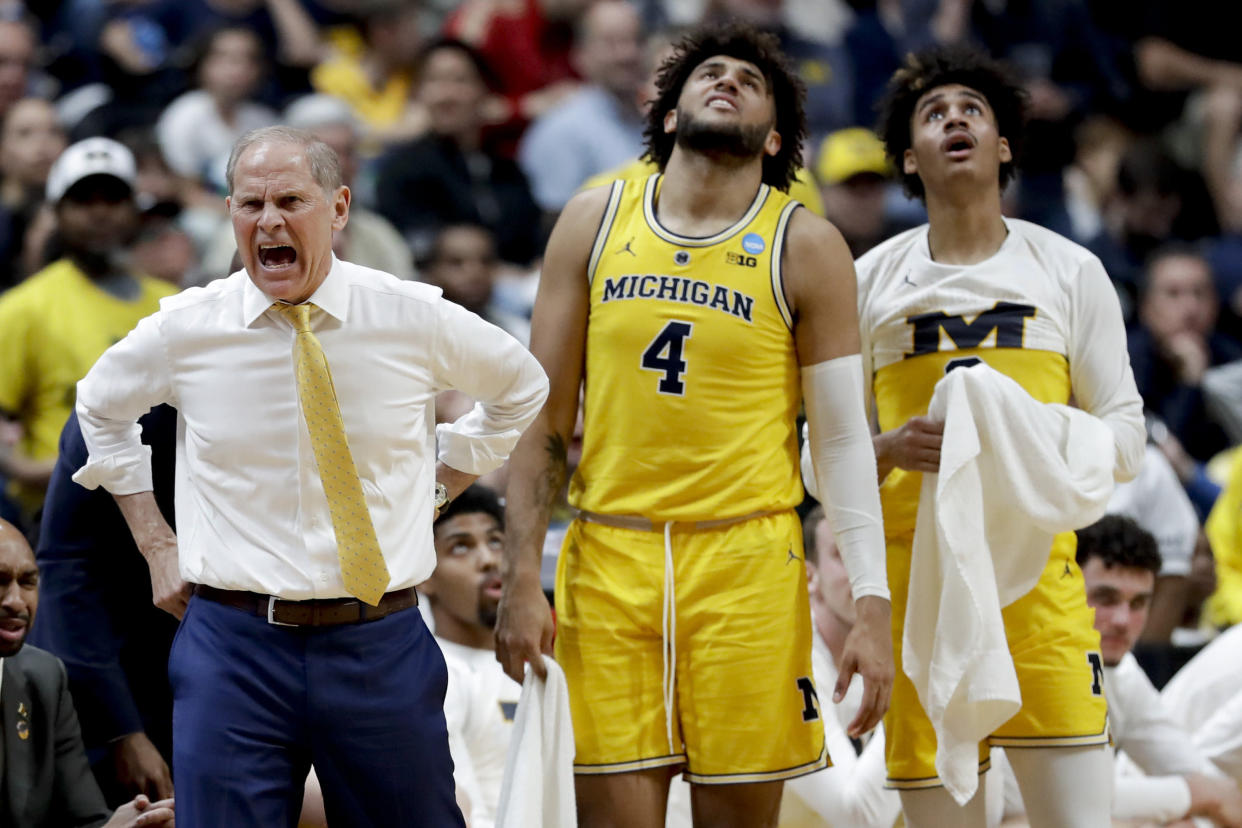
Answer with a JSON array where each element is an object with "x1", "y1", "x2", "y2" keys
[
  {"x1": 440, "y1": 638, "x2": 523, "y2": 828},
  {"x1": 1162, "y1": 624, "x2": 1242, "y2": 782}
]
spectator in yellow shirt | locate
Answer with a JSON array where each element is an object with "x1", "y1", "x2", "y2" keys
[{"x1": 0, "y1": 138, "x2": 177, "y2": 528}]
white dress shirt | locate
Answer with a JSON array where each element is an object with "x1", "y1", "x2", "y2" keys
[
  {"x1": 73, "y1": 257, "x2": 548, "y2": 599},
  {"x1": 1162, "y1": 624, "x2": 1242, "y2": 782}
]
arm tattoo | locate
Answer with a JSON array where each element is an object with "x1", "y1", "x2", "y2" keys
[{"x1": 538, "y1": 432, "x2": 569, "y2": 512}]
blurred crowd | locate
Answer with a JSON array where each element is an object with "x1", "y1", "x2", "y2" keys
[{"x1": 2, "y1": 0, "x2": 1242, "y2": 824}]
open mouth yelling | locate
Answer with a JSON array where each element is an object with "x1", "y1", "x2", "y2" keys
[
  {"x1": 259, "y1": 244, "x2": 297, "y2": 269},
  {"x1": 706, "y1": 94, "x2": 738, "y2": 113}
]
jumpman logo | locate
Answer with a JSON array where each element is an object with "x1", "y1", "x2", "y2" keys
[
  {"x1": 902, "y1": 271, "x2": 918, "y2": 288},
  {"x1": 786, "y1": 547, "x2": 802, "y2": 565},
  {"x1": 617, "y1": 237, "x2": 637, "y2": 256},
  {"x1": 1062, "y1": 560, "x2": 1073, "y2": 578}
]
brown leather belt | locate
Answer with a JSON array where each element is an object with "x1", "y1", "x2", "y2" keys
[{"x1": 193, "y1": 584, "x2": 418, "y2": 627}]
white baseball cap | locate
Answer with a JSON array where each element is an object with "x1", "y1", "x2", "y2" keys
[{"x1": 45, "y1": 137, "x2": 137, "y2": 203}]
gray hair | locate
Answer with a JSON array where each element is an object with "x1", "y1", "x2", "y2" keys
[{"x1": 225, "y1": 125, "x2": 342, "y2": 195}]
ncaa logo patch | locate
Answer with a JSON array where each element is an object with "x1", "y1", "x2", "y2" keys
[
  {"x1": 742, "y1": 232, "x2": 765, "y2": 255},
  {"x1": 674, "y1": 250, "x2": 691, "y2": 266}
]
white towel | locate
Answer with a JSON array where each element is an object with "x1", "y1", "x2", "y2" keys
[
  {"x1": 495, "y1": 656, "x2": 577, "y2": 827},
  {"x1": 904, "y1": 364, "x2": 1116, "y2": 804}
]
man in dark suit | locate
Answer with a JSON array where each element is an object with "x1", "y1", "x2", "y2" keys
[
  {"x1": 0, "y1": 518, "x2": 175, "y2": 828},
  {"x1": 29, "y1": 406, "x2": 178, "y2": 805}
]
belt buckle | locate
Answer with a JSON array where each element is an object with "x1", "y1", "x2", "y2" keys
[{"x1": 266, "y1": 596, "x2": 298, "y2": 627}]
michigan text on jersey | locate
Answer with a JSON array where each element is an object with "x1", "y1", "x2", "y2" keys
[{"x1": 600, "y1": 274, "x2": 755, "y2": 323}]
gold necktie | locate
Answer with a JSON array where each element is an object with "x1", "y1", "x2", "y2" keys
[{"x1": 276, "y1": 302, "x2": 390, "y2": 605}]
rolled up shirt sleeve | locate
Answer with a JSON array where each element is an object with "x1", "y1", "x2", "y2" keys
[
  {"x1": 72, "y1": 313, "x2": 175, "y2": 494},
  {"x1": 432, "y1": 300, "x2": 549, "y2": 475}
]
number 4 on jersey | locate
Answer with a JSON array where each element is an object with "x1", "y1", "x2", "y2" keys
[{"x1": 641, "y1": 320, "x2": 693, "y2": 395}]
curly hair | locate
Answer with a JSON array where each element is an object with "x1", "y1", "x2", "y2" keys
[
  {"x1": 642, "y1": 23, "x2": 807, "y2": 192},
  {"x1": 876, "y1": 45, "x2": 1026, "y2": 201},
  {"x1": 1075, "y1": 515, "x2": 1162, "y2": 575},
  {"x1": 435, "y1": 484, "x2": 504, "y2": 531}
]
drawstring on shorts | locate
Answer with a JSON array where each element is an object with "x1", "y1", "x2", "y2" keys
[{"x1": 661, "y1": 521, "x2": 676, "y2": 755}]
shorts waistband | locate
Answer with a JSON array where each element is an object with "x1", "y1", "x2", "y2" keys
[
  {"x1": 573, "y1": 508, "x2": 781, "y2": 533},
  {"x1": 193, "y1": 584, "x2": 418, "y2": 627}
]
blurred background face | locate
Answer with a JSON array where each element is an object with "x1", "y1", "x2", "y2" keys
[
  {"x1": 0, "y1": 21, "x2": 34, "y2": 114},
  {"x1": 200, "y1": 28, "x2": 264, "y2": 103},
  {"x1": 307, "y1": 123, "x2": 359, "y2": 188},
  {"x1": 366, "y1": 7, "x2": 422, "y2": 69},
  {"x1": 1220, "y1": 163, "x2": 1242, "y2": 235},
  {"x1": 427, "y1": 225, "x2": 497, "y2": 313},
  {"x1": 133, "y1": 218, "x2": 196, "y2": 286},
  {"x1": 1121, "y1": 188, "x2": 1181, "y2": 244},
  {"x1": 821, "y1": 174, "x2": 886, "y2": 248},
  {"x1": 133, "y1": 146, "x2": 182, "y2": 209},
  {"x1": 575, "y1": 1, "x2": 644, "y2": 101},
  {"x1": 1082, "y1": 558, "x2": 1154, "y2": 667},
  {"x1": 56, "y1": 176, "x2": 140, "y2": 257},
  {"x1": 1140, "y1": 254, "x2": 1218, "y2": 341},
  {"x1": 419, "y1": 47, "x2": 487, "y2": 138},
  {"x1": 1, "y1": 99, "x2": 67, "y2": 189},
  {"x1": 1073, "y1": 117, "x2": 1130, "y2": 207}
]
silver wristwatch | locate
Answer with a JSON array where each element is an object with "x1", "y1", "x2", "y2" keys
[{"x1": 434, "y1": 481, "x2": 450, "y2": 517}]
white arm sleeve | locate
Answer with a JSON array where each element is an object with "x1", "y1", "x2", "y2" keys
[
  {"x1": 1067, "y1": 255, "x2": 1146, "y2": 482},
  {"x1": 802, "y1": 355, "x2": 888, "y2": 601}
]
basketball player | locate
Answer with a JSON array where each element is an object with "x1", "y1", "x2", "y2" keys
[
  {"x1": 425, "y1": 486, "x2": 522, "y2": 828},
  {"x1": 845, "y1": 46, "x2": 1146, "y2": 827},
  {"x1": 495, "y1": 23, "x2": 892, "y2": 828}
]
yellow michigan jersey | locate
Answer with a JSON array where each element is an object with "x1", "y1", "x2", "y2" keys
[
  {"x1": 570, "y1": 173, "x2": 804, "y2": 522},
  {"x1": 855, "y1": 218, "x2": 1144, "y2": 785}
]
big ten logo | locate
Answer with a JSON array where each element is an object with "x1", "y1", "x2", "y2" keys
[{"x1": 727, "y1": 251, "x2": 757, "y2": 268}]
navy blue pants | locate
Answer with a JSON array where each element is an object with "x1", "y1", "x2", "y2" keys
[{"x1": 169, "y1": 595, "x2": 465, "y2": 827}]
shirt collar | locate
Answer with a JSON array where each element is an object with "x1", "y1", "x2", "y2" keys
[{"x1": 241, "y1": 255, "x2": 350, "y2": 326}]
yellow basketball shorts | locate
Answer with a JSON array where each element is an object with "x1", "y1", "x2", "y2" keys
[
  {"x1": 554, "y1": 510, "x2": 828, "y2": 783},
  {"x1": 884, "y1": 530, "x2": 1108, "y2": 788}
]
